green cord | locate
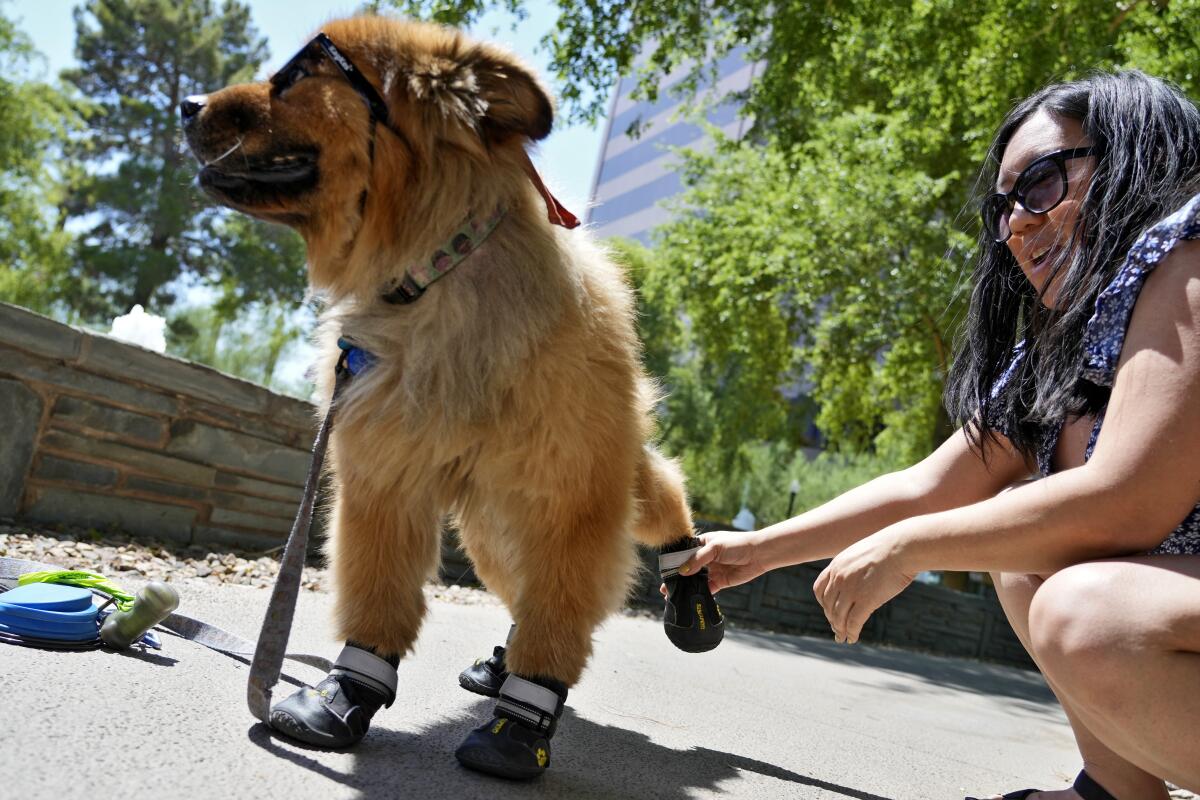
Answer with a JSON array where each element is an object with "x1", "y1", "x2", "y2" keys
[{"x1": 18, "y1": 570, "x2": 136, "y2": 612}]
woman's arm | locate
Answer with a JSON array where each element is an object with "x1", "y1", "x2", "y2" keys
[
  {"x1": 816, "y1": 241, "x2": 1200, "y2": 642},
  {"x1": 682, "y1": 422, "x2": 1032, "y2": 592},
  {"x1": 754, "y1": 431, "x2": 1032, "y2": 568},
  {"x1": 891, "y1": 240, "x2": 1200, "y2": 574}
]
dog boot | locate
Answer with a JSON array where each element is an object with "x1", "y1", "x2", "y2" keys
[
  {"x1": 455, "y1": 673, "x2": 567, "y2": 780},
  {"x1": 458, "y1": 623, "x2": 514, "y2": 697},
  {"x1": 269, "y1": 642, "x2": 398, "y2": 748},
  {"x1": 660, "y1": 536, "x2": 725, "y2": 652}
]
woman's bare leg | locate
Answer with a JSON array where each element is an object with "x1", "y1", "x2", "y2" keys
[
  {"x1": 1028, "y1": 557, "x2": 1200, "y2": 795},
  {"x1": 980, "y1": 570, "x2": 1172, "y2": 799}
]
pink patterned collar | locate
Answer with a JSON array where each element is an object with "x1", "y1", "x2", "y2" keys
[{"x1": 381, "y1": 209, "x2": 506, "y2": 305}]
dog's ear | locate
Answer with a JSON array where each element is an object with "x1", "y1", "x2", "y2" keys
[{"x1": 467, "y1": 47, "x2": 554, "y2": 142}]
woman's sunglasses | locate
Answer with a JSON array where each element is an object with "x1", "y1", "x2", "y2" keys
[{"x1": 981, "y1": 146, "x2": 1099, "y2": 243}]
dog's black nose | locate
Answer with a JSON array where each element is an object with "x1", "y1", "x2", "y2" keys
[{"x1": 179, "y1": 95, "x2": 206, "y2": 123}]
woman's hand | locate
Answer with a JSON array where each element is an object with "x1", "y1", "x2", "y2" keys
[
  {"x1": 659, "y1": 529, "x2": 769, "y2": 597},
  {"x1": 813, "y1": 528, "x2": 916, "y2": 644}
]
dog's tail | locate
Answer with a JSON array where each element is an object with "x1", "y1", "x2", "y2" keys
[{"x1": 631, "y1": 446, "x2": 694, "y2": 549}]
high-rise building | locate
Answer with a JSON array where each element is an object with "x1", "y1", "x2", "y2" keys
[{"x1": 586, "y1": 46, "x2": 758, "y2": 243}]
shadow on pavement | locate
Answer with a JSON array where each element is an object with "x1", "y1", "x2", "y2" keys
[
  {"x1": 112, "y1": 646, "x2": 178, "y2": 667},
  {"x1": 248, "y1": 698, "x2": 896, "y2": 800},
  {"x1": 728, "y1": 627, "x2": 1057, "y2": 713}
]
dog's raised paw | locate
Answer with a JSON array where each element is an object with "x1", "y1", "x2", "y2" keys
[{"x1": 661, "y1": 537, "x2": 725, "y2": 653}]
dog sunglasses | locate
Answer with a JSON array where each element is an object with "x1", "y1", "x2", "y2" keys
[
  {"x1": 981, "y1": 146, "x2": 1098, "y2": 243},
  {"x1": 270, "y1": 31, "x2": 580, "y2": 230},
  {"x1": 271, "y1": 32, "x2": 391, "y2": 125}
]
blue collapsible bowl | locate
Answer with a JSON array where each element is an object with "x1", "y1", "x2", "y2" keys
[{"x1": 0, "y1": 583, "x2": 100, "y2": 641}]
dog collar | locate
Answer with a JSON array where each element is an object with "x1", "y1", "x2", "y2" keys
[{"x1": 381, "y1": 208, "x2": 507, "y2": 305}]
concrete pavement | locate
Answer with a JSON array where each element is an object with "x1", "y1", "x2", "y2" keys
[{"x1": 0, "y1": 579, "x2": 1080, "y2": 799}]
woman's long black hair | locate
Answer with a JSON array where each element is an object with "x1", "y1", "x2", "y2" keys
[{"x1": 945, "y1": 70, "x2": 1200, "y2": 461}]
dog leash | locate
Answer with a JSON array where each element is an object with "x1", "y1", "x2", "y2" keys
[{"x1": 246, "y1": 344, "x2": 356, "y2": 722}]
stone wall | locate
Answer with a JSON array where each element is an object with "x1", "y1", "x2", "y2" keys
[
  {"x1": 0, "y1": 302, "x2": 1032, "y2": 667},
  {"x1": 0, "y1": 302, "x2": 316, "y2": 550}
]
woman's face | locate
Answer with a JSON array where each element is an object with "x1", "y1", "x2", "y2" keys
[{"x1": 997, "y1": 108, "x2": 1097, "y2": 308}]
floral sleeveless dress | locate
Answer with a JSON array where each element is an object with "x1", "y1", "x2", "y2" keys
[{"x1": 993, "y1": 193, "x2": 1200, "y2": 555}]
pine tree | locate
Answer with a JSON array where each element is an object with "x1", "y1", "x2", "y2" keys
[{"x1": 63, "y1": 0, "x2": 306, "y2": 317}]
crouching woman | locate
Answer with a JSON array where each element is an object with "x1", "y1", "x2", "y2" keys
[{"x1": 680, "y1": 71, "x2": 1200, "y2": 799}]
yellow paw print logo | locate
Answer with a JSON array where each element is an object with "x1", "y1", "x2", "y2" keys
[{"x1": 535, "y1": 747, "x2": 548, "y2": 767}]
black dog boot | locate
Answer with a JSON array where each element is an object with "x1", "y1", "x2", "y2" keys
[
  {"x1": 660, "y1": 537, "x2": 725, "y2": 652},
  {"x1": 455, "y1": 673, "x2": 567, "y2": 780},
  {"x1": 458, "y1": 623, "x2": 514, "y2": 697},
  {"x1": 269, "y1": 642, "x2": 398, "y2": 748}
]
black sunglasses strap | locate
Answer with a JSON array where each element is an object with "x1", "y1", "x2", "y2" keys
[{"x1": 316, "y1": 33, "x2": 390, "y2": 123}]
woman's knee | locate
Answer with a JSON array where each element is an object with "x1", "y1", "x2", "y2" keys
[{"x1": 1028, "y1": 563, "x2": 1128, "y2": 692}]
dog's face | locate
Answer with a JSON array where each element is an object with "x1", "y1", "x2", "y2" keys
[{"x1": 181, "y1": 16, "x2": 553, "y2": 280}]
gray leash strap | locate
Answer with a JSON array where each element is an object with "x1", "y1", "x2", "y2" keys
[
  {"x1": 246, "y1": 362, "x2": 348, "y2": 723},
  {"x1": 159, "y1": 612, "x2": 331, "y2": 673}
]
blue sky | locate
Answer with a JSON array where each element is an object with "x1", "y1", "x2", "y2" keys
[{"x1": 7, "y1": 0, "x2": 608, "y2": 213}]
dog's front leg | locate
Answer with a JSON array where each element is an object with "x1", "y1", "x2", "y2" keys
[
  {"x1": 269, "y1": 484, "x2": 442, "y2": 748},
  {"x1": 327, "y1": 489, "x2": 441, "y2": 656}
]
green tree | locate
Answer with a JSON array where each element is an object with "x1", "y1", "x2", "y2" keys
[
  {"x1": 659, "y1": 117, "x2": 972, "y2": 462},
  {"x1": 615, "y1": 235, "x2": 903, "y2": 518},
  {"x1": 63, "y1": 0, "x2": 307, "y2": 318},
  {"x1": 0, "y1": 5, "x2": 81, "y2": 314}
]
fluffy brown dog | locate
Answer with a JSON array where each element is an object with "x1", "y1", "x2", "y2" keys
[{"x1": 182, "y1": 15, "x2": 702, "y2": 778}]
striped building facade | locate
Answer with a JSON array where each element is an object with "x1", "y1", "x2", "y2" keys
[{"x1": 587, "y1": 46, "x2": 758, "y2": 243}]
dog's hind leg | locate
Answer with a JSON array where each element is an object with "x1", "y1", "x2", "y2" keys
[
  {"x1": 454, "y1": 522, "x2": 518, "y2": 698},
  {"x1": 632, "y1": 445, "x2": 725, "y2": 654},
  {"x1": 454, "y1": 499, "x2": 637, "y2": 780},
  {"x1": 269, "y1": 485, "x2": 442, "y2": 749}
]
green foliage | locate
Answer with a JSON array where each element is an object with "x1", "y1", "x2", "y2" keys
[
  {"x1": 685, "y1": 441, "x2": 903, "y2": 525},
  {"x1": 634, "y1": 119, "x2": 970, "y2": 463},
  {"x1": 785, "y1": 450, "x2": 904, "y2": 520},
  {"x1": 61, "y1": 0, "x2": 307, "y2": 320},
  {"x1": 0, "y1": 5, "x2": 83, "y2": 314},
  {"x1": 606, "y1": 237, "x2": 676, "y2": 380},
  {"x1": 368, "y1": 0, "x2": 527, "y2": 25},
  {"x1": 202, "y1": 212, "x2": 310, "y2": 316},
  {"x1": 385, "y1": 0, "x2": 1200, "y2": 130}
]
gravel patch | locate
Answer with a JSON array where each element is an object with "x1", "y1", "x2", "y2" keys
[{"x1": 0, "y1": 519, "x2": 500, "y2": 607}]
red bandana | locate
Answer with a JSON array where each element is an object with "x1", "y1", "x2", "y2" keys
[{"x1": 519, "y1": 151, "x2": 580, "y2": 229}]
